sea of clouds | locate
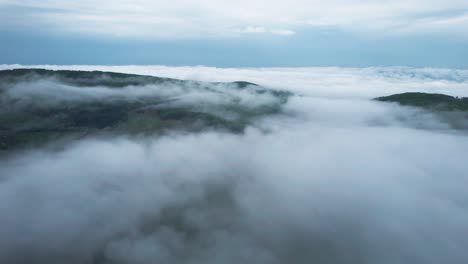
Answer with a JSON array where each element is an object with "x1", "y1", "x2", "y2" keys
[{"x1": 1, "y1": 65, "x2": 468, "y2": 264}]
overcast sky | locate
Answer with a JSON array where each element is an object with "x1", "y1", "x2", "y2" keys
[{"x1": 1, "y1": 0, "x2": 467, "y2": 67}]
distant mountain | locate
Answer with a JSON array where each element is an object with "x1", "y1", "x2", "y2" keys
[
  {"x1": 0, "y1": 69, "x2": 291, "y2": 152},
  {"x1": 0, "y1": 68, "x2": 261, "y2": 88},
  {"x1": 375, "y1": 92, "x2": 468, "y2": 111},
  {"x1": 375, "y1": 92, "x2": 468, "y2": 131}
]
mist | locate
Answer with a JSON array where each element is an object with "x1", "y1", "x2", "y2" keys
[
  {"x1": 3, "y1": 65, "x2": 468, "y2": 98},
  {"x1": 1, "y1": 66, "x2": 468, "y2": 264}
]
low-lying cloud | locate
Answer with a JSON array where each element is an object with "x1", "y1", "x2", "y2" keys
[
  {"x1": 1, "y1": 77, "x2": 278, "y2": 110},
  {"x1": 3, "y1": 65, "x2": 468, "y2": 98},
  {"x1": 0, "y1": 66, "x2": 468, "y2": 263}
]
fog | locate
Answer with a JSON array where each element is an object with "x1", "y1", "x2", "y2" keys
[
  {"x1": 1, "y1": 77, "x2": 279, "y2": 110},
  {"x1": 3, "y1": 65, "x2": 468, "y2": 98},
  {"x1": 1, "y1": 66, "x2": 468, "y2": 263}
]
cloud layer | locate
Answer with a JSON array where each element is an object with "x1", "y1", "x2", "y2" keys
[
  {"x1": 3, "y1": 65, "x2": 468, "y2": 98},
  {"x1": 1, "y1": 66, "x2": 468, "y2": 263},
  {"x1": 1, "y1": 0, "x2": 468, "y2": 38}
]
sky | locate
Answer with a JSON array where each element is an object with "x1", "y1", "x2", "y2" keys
[{"x1": 0, "y1": 0, "x2": 468, "y2": 67}]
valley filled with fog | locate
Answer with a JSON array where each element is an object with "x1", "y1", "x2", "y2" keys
[{"x1": 1, "y1": 66, "x2": 468, "y2": 264}]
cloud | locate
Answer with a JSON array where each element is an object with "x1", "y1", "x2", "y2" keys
[
  {"x1": 3, "y1": 65, "x2": 468, "y2": 98},
  {"x1": 392, "y1": 12, "x2": 468, "y2": 35},
  {"x1": 1, "y1": 66, "x2": 468, "y2": 263},
  {"x1": 1, "y1": 0, "x2": 467, "y2": 38},
  {"x1": 270, "y1": 29, "x2": 296, "y2": 36},
  {"x1": 242, "y1": 26, "x2": 267, "y2": 33},
  {"x1": 0, "y1": 76, "x2": 278, "y2": 111},
  {"x1": 241, "y1": 26, "x2": 295, "y2": 36}
]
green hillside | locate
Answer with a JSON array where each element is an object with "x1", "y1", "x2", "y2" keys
[
  {"x1": 0, "y1": 69, "x2": 291, "y2": 152},
  {"x1": 375, "y1": 92, "x2": 468, "y2": 111}
]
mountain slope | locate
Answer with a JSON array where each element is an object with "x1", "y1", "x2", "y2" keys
[
  {"x1": 375, "y1": 92, "x2": 468, "y2": 111},
  {"x1": 375, "y1": 92, "x2": 468, "y2": 131},
  {"x1": 0, "y1": 69, "x2": 291, "y2": 152}
]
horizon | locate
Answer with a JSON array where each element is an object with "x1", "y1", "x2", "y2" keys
[{"x1": 3, "y1": 64, "x2": 468, "y2": 72}]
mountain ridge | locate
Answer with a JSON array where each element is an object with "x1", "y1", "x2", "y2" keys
[{"x1": 0, "y1": 69, "x2": 290, "y2": 153}]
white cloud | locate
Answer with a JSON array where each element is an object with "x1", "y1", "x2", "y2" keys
[
  {"x1": 0, "y1": 0, "x2": 467, "y2": 38},
  {"x1": 240, "y1": 26, "x2": 295, "y2": 36},
  {"x1": 243, "y1": 26, "x2": 267, "y2": 33},
  {"x1": 3, "y1": 65, "x2": 468, "y2": 98},
  {"x1": 270, "y1": 29, "x2": 296, "y2": 36}
]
